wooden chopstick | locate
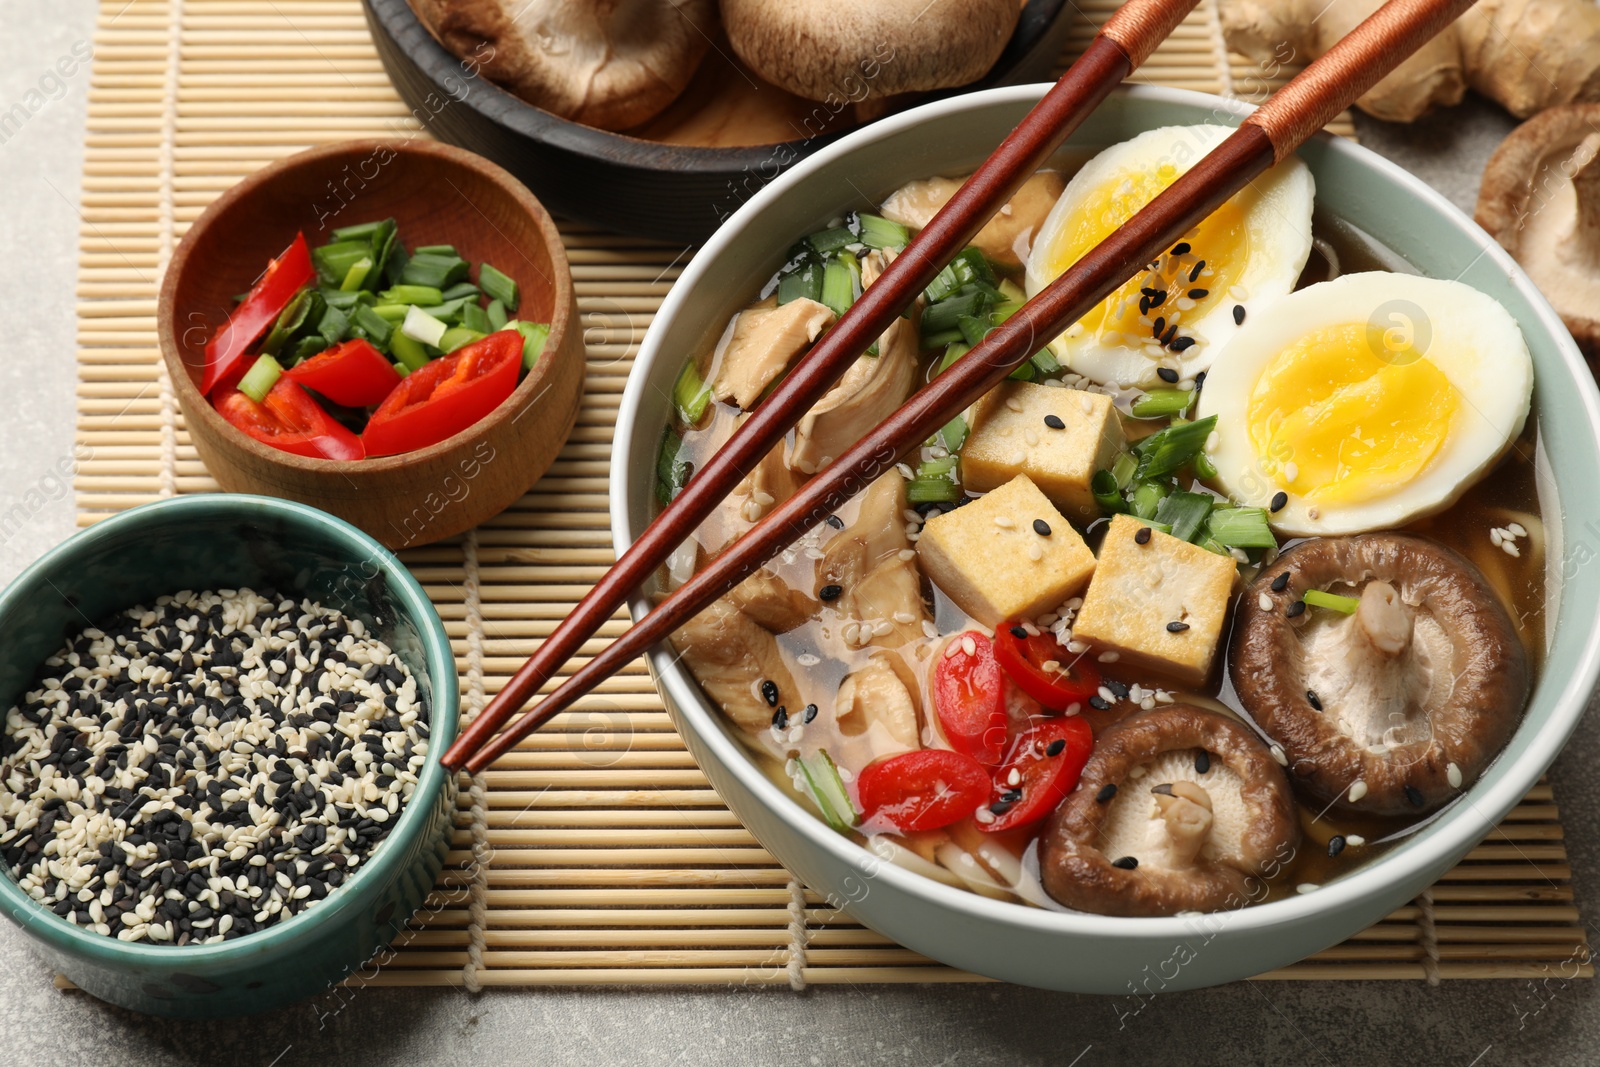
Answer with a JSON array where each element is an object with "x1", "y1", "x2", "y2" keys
[
  {"x1": 453, "y1": 0, "x2": 1479, "y2": 774},
  {"x1": 440, "y1": 0, "x2": 1201, "y2": 772}
]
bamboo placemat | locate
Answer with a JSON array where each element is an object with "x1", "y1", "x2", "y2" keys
[{"x1": 66, "y1": 0, "x2": 1589, "y2": 987}]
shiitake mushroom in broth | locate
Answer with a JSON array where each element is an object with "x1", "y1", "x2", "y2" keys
[{"x1": 653, "y1": 124, "x2": 1544, "y2": 916}]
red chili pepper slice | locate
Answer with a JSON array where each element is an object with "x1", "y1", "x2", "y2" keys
[
  {"x1": 201, "y1": 232, "x2": 315, "y2": 396},
  {"x1": 993, "y1": 624, "x2": 1102, "y2": 711},
  {"x1": 361, "y1": 331, "x2": 521, "y2": 457},
  {"x1": 214, "y1": 379, "x2": 364, "y2": 461},
  {"x1": 283, "y1": 338, "x2": 402, "y2": 408},
  {"x1": 933, "y1": 632, "x2": 1009, "y2": 765},
  {"x1": 856, "y1": 749, "x2": 989, "y2": 833},
  {"x1": 980, "y1": 716, "x2": 1094, "y2": 834}
]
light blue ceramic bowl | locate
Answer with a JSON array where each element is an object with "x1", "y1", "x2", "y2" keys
[
  {"x1": 612, "y1": 85, "x2": 1600, "y2": 992},
  {"x1": 0, "y1": 494, "x2": 459, "y2": 1016}
]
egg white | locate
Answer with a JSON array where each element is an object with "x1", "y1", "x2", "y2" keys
[
  {"x1": 1024, "y1": 124, "x2": 1314, "y2": 389},
  {"x1": 1196, "y1": 272, "x2": 1534, "y2": 537}
]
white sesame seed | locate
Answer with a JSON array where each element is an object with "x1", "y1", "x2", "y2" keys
[
  {"x1": 898, "y1": 549, "x2": 916, "y2": 562},
  {"x1": 1296, "y1": 883, "x2": 1319, "y2": 894},
  {"x1": 1502, "y1": 541, "x2": 1521, "y2": 558},
  {"x1": 1509, "y1": 522, "x2": 1528, "y2": 538},
  {"x1": 1270, "y1": 744, "x2": 1287, "y2": 766},
  {"x1": 961, "y1": 635, "x2": 977, "y2": 656},
  {"x1": 1027, "y1": 543, "x2": 1044, "y2": 561},
  {"x1": 1490, "y1": 528, "x2": 1504, "y2": 546},
  {"x1": 1097, "y1": 651, "x2": 1120, "y2": 663},
  {"x1": 1346, "y1": 835, "x2": 1366, "y2": 847},
  {"x1": 993, "y1": 516, "x2": 1016, "y2": 528},
  {"x1": 1447, "y1": 762, "x2": 1463, "y2": 789},
  {"x1": 1348, "y1": 781, "x2": 1368, "y2": 803},
  {"x1": 975, "y1": 808, "x2": 996, "y2": 825},
  {"x1": 1004, "y1": 396, "x2": 1024, "y2": 413},
  {"x1": 1258, "y1": 593, "x2": 1273, "y2": 611}
]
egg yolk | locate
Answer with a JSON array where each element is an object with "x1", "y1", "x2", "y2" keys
[
  {"x1": 1043, "y1": 163, "x2": 1250, "y2": 348},
  {"x1": 1246, "y1": 322, "x2": 1459, "y2": 505}
]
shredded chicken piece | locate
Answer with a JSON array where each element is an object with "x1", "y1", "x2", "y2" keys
[
  {"x1": 711, "y1": 297, "x2": 835, "y2": 410},
  {"x1": 669, "y1": 597, "x2": 801, "y2": 733},
  {"x1": 787, "y1": 316, "x2": 917, "y2": 475}
]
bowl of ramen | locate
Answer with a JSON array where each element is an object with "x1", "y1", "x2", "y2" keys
[{"x1": 611, "y1": 84, "x2": 1600, "y2": 991}]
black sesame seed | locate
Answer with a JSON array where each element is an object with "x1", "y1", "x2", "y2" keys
[
  {"x1": 1169, "y1": 335, "x2": 1195, "y2": 353},
  {"x1": 1043, "y1": 414, "x2": 1065, "y2": 430},
  {"x1": 1152, "y1": 316, "x2": 1166, "y2": 338},
  {"x1": 1105, "y1": 679, "x2": 1129, "y2": 700},
  {"x1": 1001, "y1": 789, "x2": 1023, "y2": 802},
  {"x1": 1287, "y1": 601, "x2": 1306, "y2": 618},
  {"x1": 825, "y1": 515, "x2": 845, "y2": 530},
  {"x1": 1032, "y1": 519, "x2": 1052, "y2": 537},
  {"x1": 1271, "y1": 572, "x2": 1290, "y2": 593},
  {"x1": 1232, "y1": 304, "x2": 1246, "y2": 325},
  {"x1": 1187, "y1": 288, "x2": 1209, "y2": 300},
  {"x1": 1195, "y1": 751, "x2": 1211, "y2": 774},
  {"x1": 801, "y1": 703, "x2": 818, "y2": 724},
  {"x1": 1161, "y1": 324, "x2": 1178, "y2": 346},
  {"x1": 1150, "y1": 783, "x2": 1175, "y2": 796},
  {"x1": 1156, "y1": 367, "x2": 1179, "y2": 384},
  {"x1": 1328, "y1": 835, "x2": 1347, "y2": 858},
  {"x1": 1405, "y1": 785, "x2": 1427, "y2": 808},
  {"x1": 1048, "y1": 739, "x2": 1068, "y2": 758},
  {"x1": 760, "y1": 680, "x2": 780, "y2": 707},
  {"x1": 1135, "y1": 527, "x2": 1152, "y2": 545},
  {"x1": 1270, "y1": 491, "x2": 1288, "y2": 513},
  {"x1": 1112, "y1": 856, "x2": 1139, "y2": 870},
  {"x1": 771, "y1": 706, "x2": 788, "y2": 729},
  {"x1": 1194, "y1": 371, "x2": 1207, "y2": 390},
  {"x1": 1010, "y1": 625, "x2": 1029, "y2": 639},
  {"x1": 1166, "y1": 621, "x2": 1190, "y2": 633},
  {"x1": 1088, "y1": 695, "x2": 1110, "y2": 710},
  {"x1": 1190, "y1": 260, "x2": 1206, "y2": 283},
  {"x1": 818, "y1": 584, "x2": 843, "y2": 602},
  {"x1": 1095, "y1": 782, "x2": 1117, "y2": 802},
  {"x1": 1306, "y1": 689, "x2": 1323, "y2": 711},
  {"x1": 1171, "y1": 242, "x2": 1191, "y2": 256},
  {"x1": 988, "y1": 800, "x2": 1015, "y2": 816}
]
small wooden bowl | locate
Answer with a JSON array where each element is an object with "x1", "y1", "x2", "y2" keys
[
  {"x1": 362, "y1": 0, "x2": 1072, "y2": 243},
  {"x1": 158, "y1": 139, "x2": 585, "y2": 550}
]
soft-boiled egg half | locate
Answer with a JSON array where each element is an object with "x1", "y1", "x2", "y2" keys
[
  {"x1": 1197, "y1": 272, "x2": 1533, "y2": 537},
  {"x1": 1024, "y1": 124, "x2": 1314, "y2": 389}
]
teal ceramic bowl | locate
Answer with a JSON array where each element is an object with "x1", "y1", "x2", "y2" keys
[
  {"x1": 613, "y1": 85, "x2": 1600, "y2": 991},
  {"x1": 0, "y1": 494, "x2": 459, "y2": 1017}
]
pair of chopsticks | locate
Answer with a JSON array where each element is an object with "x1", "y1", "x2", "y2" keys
[{"x1": 444, "y1": 0, "x2": 1478, "y2": 775}]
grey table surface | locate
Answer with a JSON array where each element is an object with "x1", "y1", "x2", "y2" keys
[{"x1": 1, "y1": 4, "x2": 1596, "y2": 1064}]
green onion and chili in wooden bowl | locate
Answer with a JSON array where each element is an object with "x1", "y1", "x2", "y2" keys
[{"x1": 158, "y1": 138, "x2": 585, "y2": 550}]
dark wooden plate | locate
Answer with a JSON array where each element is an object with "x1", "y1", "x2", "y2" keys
[{"x1": 362, "y1": 0, "x2": 1072, "y2": 243}]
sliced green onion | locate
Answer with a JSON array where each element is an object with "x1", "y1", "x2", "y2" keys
[
  {"x1": 656, "y1": 426, "x2": 689, "y2": 506},
  {"x1": 1153, "y1": 490, "x2": 1213, "y2": 543},
  {"x1": 316, "y1": 304, "x2": 349, "y2": 346},
  {"x1": 1007, "y1": 360, "x2": 1035, "y2": 383},
  {"x1": 311, "y1": 240, "x2": 371, "y2": 286},
  {"x1": 906, "y1": 477, "x2": 961, "y2": 504},
  {"x1": 400, "y1": 251, "x2": 469, "y2": 290},
  {"x1": 776, "y1": 257, "x2": 824, "y2": 306},
  {"x1": 950, "y1": 247, "x2": 997, "y2": 289},
  {"x1": 922, "y1": 263, "x2": 963, "y2": 305},
  {"x1": 318, "y1": 287, "x2": 366, "y2": 311},
  {"x1": 259, "y1": 288, "x2": 312, "y2": 356},
  {"x1": 1130, "y1": 387, "x2": 1196, "y2": 419},
  {"x1": 392, "y1": 360, "x2": 411, "y2": 378},
  {"x1": 1029, "y1": 349, "x2": 1062, "y2": 378},
  {"x1": 440, "y1": 281, "x2": 480, "y2": 302},
  {"x1": 1303, "y1": 589, "x2": 1361, "y2": 615},
  {"x1": 1111, "y1": 451, "x2": 1138, "y2": 489},
  {"x1": 439, "y1": 326, "x2": 486, "y2": 353},
  {"x1": 956, "y1": 313, "x2": 991, "y2": 348},
  {"x1": 998, "y1": 278, "x2": 1026, "y2": 303},
  {"x1": 921, "y1": 328, "x2": 966, "y2": 349},
  {"x1": 351, "y1": 304, "x2": 394, "y2": 348},
  {"x1": 516, "y1": 321, "x2": 550, "y2": 370},
  {"x1": 286, "y1": 334, "x2": 325, "y2": 366},
  {"x1": 369, "y1": 219, "x2": 399, "y2": 283},
  {"x1": 478, "y1": 263, "x2": 519, "y2": 311},
  {"x1": 1134, "y1": 415, "x2": 1218, "y2": 481},
  {"x1": 380, "y1": 240, "x2": 409, "y2": 288},
  {"x1": 402, "y1": 305, "x2": 449, "y2": 348},
  {"x1": 936, "y1": 342, "x2": 969, "y2": 376},
  {"x1": 820, "y1": 253, "x2": 861, "y2": 318},
  {"x1": 1192, "y1": 449, "x2": 1219, "y2": 482},
  {"x1": 1130, "y1": 479, "x2": 1170, "y2": 521},
  {"x1": 461, "y1": 302, "x2": 492, "y2": 335},
  {"x1": 918, "y1": 455, "x2": 959, "y2": 478},
  {"x1": 939, "y1": 415, "x2": 968, "y2": 452},
  {"x1": 1205, "y1": 507, "x2": 1276, "y2": 549},
  {"x1": 378, "y1": 284, "x2": 443, "y2": 307},
  {"x1": 797, "y1": 750, "x2": 857, "y2": 833},
  {"x1": 1091, "y1": 469, "x2": 1128, "y2": 514},
  {"x1": 369, "y1": 303, "x2": 411, "y2": 322},
  {"x1": 486, "y1": 298, "x2": 508, "y2": 331},
  {"x1": 807, "y1": 225, "x2": 856, "y2": 255},
  {"x1": 414, "y1": 244, "x2": 458, "y2": 257},
  {"x1": 414, "y1": 297, "x2": 471, "y2": 324},
  {"x1": 339, "y1": 256, "x2": 373, "y2": 292},
  {"x1": 390, "y1": 330, "x2": 431, "y2": 373},
  {"x1": 673, "y1": 361, "x2": 713, "y2": 426},
  {"x1": 329, "y1": 219, "x2": 387, "y2": 243},
  {"x1": 856, "y1": 213, "x2": 909, "y2": 250},
  {"x1": 989, "y1": 300, "x2": 1024, "y2": 325},
  {"x1": 237, "y1": 354, "x2": 283, "y2": 404}
]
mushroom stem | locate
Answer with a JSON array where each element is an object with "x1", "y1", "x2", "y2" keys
[
  {"x1": 1154, "y1": 781, "x2": 1214, "y2": 868},
  {"x1": 1567, "y1": 133, "x2": 1600, "y2": 262},
  {"x1": 1355, "y1": 581, "x2": 1412, "y2": 656}
]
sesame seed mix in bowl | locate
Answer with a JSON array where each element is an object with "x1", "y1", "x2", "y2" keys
[{"x1": 0, "y1": 587, "x2": 431, "y2": 945}]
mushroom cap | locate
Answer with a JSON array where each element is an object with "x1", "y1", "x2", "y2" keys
[
  {"x1": 414, "y1": 0, "x2": 717, "y2": 131},
  {"x1": 1039, "y1": 705, "x2": 1299, "y2": 917},
  {"x1": 719, "y1": 0, "x2": 1020, "y2": 104},
  {"x1": 1230, "y1": 533, "x2": 1529, "y2": 818},
  {"x1": 1475, "y1": 103, "x2": 1600, "y2": 360}
]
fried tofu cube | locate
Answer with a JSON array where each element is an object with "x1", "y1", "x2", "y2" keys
[
  {"x1": 916, "y1": 475, "x2": 1096, "y2": 627},
  {"x1": 1071, "y1": 514, "x2": 1237, "y2": 687},
  {"x1": 960, "y1": 382, "x2": 1124, "y2": 522}
]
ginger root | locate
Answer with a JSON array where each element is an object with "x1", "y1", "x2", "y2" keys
[{"x1": 1219, "y1": 0, "x2": 1600, "y2": 123}]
